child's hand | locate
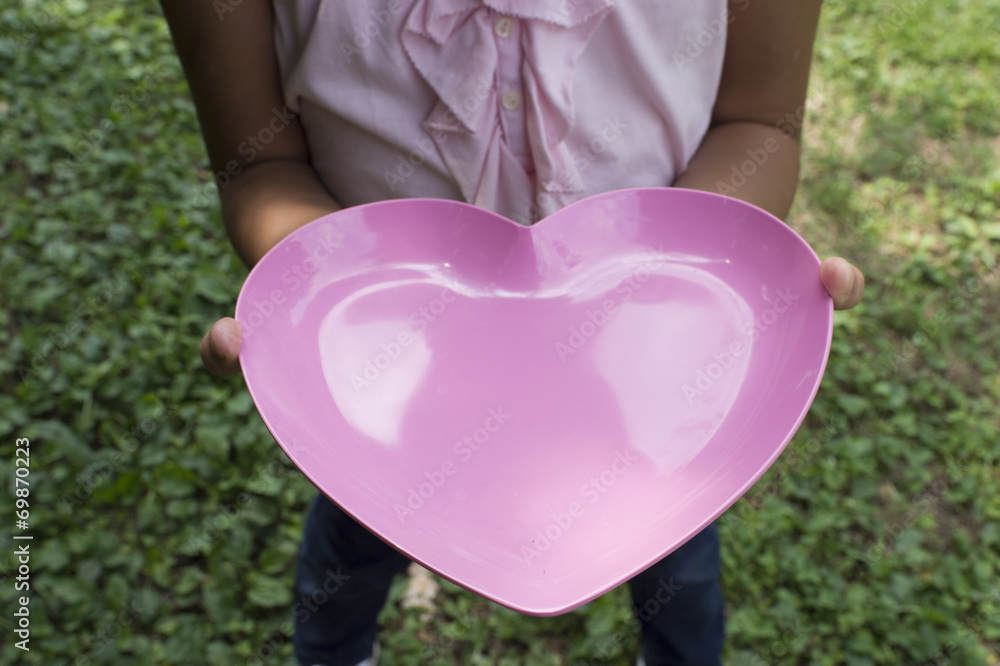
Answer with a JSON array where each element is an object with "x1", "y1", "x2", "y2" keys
[
  {"x1": 199, "y1": 318, "x2": 243, "y2": 376},
  {"x1": 819, "y1": 257, "x2": 865, "y2": 310}
]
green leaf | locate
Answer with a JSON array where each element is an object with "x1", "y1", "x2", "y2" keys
[{"x1": 247, "y1": 575, "x2": 292, "y2": 609}]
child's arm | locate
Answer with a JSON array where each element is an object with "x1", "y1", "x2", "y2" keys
[
  {"x1": 674, "y1": 0, "x2": 864, "y2": 310},
  {"x1": 160, "y1": 0, "x2": 341, "y2": 374}
]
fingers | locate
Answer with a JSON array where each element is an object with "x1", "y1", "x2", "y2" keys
[
  {"x1": 199, "y1": 317, "x2": 244, "y2": 376},
  {"x1": 819, "y1": 257, "x2": 865, "y2": 310}
]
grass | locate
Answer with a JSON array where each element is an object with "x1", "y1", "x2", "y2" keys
[{"x1": 1, "y1": 0, "x2": 998, "y2": 664}]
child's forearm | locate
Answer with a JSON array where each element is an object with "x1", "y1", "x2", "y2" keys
[
  {"x1": 159, "y1": 0, "x2": 339, "y2": 267},
  {"x1": 220, "y1": 160, "x2": 341, "y2": 268},
  {"x1": 673, "y1": 121, "x2": 801, "y2": 220}
]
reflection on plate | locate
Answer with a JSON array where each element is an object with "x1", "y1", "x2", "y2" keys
[{"x1": 236, "y1": 188, "x2": 832, "y2": 615}]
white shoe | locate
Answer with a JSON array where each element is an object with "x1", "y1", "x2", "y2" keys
[{"x1": 356, "y1": 641, "x2": 380, "y2": 666}]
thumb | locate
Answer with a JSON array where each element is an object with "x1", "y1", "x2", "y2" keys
[
  {"x1": 199, "y1": 317, "x2": 243, "y2": 376},
  {"x1": 820, "y1": 257, "x2": 865, "y2": 310}
]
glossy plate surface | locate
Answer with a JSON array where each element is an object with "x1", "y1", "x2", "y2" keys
[{"x1": 236, "y1": 187, "x2": 833, "y2": 615}]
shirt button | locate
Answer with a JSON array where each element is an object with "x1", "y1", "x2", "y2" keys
[
  {"x1": 501, "y1": 89, "x2": 522, "y2": 111},
  {"x1": 494, "y1": 17, "x2": 513, "y2": 38}
]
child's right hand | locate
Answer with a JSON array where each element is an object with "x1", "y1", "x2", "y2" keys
[{"x1": 200, "y1": 318, "x2": 243, "y2": 376}]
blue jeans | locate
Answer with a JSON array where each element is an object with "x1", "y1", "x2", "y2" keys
[{"x1": 293, "y1": 493, "x2": 724, "y2": 666}]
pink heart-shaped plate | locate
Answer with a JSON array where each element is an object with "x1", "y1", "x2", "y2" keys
[{"x1": 236, "y1": 187, "x2": 833, "y2": 615}]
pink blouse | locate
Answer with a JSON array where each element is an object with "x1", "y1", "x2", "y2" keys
[{"x1": 272, "y1": 0, "x2": 728, "y2": 223}]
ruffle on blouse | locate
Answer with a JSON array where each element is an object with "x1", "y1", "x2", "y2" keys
[{"x1": 401, "y1": 0, "x2": 614, "y2": 223}]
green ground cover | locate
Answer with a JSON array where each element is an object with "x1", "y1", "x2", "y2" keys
[{"x1": 1, "y1": 0, "x2": 998, "y2": 663}]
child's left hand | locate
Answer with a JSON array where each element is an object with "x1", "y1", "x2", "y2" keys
[{"x1": 819, "y1": 257, "x2": 865, "y2": 310}]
